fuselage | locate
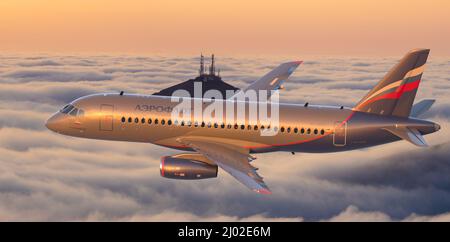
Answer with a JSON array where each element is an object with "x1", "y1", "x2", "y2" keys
[{"x1": 45, "y1": 93, "x2": 439, "y2": 153}]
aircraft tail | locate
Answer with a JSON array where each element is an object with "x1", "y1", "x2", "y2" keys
[{"x1": 354, "y1": 49, "x2": 430, "y2": 117}]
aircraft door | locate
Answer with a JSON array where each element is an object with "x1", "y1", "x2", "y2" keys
[
  {"x1": 333, "y1": 121, "x2": 347, "y2": 146},
  {"x1": 100, "y1": 104, "x2": 114, "y2": 131}
]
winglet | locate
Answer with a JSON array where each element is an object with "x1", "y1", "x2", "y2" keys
[
  {"x1": 383, "y1": 127, "x2": 428, "y2": 147},
  {"x1": 254, "y1": 188, "x2": 272, "y2": 195}
]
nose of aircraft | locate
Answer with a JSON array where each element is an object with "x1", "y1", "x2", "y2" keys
[
  {"x1": 434, "y1": 123, "x2": 441, "y2": 132},
  {"x1": 45, "y1": 113, "x2": 64, "y2": 132}
]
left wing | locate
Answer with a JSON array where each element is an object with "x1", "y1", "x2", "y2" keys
[
  {"x1": 176, "y1": 137, "x2": 271, "y2": 194},
  {"x1": 230, "y1": 61, "x2": 302, "y2": 99}
]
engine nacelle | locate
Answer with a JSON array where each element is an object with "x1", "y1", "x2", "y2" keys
[{"x1": 160, "y1": 153, "x2": 218, "y2": 180}]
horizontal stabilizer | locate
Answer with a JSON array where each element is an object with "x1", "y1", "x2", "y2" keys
[
  {"x1": 383, "y1": 127, "x2": 428, "y2": 147},
  {"x1": 411, "y1": 99, "x2": 435, "y2": 117}
]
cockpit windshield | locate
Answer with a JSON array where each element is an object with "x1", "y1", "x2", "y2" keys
[
  {"x1": 61, "y1": 104, "x2": 74, "y2": 114},
  {"x1": 60, "y1": 104, "x2": 84, "y2": 116}
]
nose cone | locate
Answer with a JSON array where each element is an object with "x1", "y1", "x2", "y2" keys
[
  {"x1": 45, "y1": 113, "x2": 64, "y2": 132},
  {"x1": 434, "y1": 123, "x2": 441, "y2": 132}
]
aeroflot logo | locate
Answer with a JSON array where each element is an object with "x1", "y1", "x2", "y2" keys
[
  {"x1": 135, "y1": 105, "x2": 174, "y2": 113},
  {"x1": 170, "y1": 82, "x2": 280, "y2": 136}
]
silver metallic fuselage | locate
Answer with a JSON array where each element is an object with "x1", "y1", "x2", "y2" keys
[{"x1": 46, "y1": 93, "x2": 439, "y2": 153}]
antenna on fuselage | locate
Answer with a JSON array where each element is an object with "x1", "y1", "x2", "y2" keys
[
  {"x1": 120, "y1": 91, "x2": 124, "y2": 96},
  {"x1": 304, "y1": 102, "x2": 309, "y2": 107}
]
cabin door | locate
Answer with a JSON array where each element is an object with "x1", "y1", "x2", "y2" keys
[
  {"x1": 99, "y1": 104, "x2": 114, "y2": 131},
  {"x1": 333, "y1": 121, "x2": 347, "y2": 146}
]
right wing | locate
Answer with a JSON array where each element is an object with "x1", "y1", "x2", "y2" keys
[
  {"x1": 230, "y1": 61, "x2": 302, "y2": 99},
  {"x1": 176, "y1": 137, "x2": 271, "y2": 194}
]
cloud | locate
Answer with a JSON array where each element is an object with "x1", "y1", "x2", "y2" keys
[
  {"x1": 0, "y1": 53, "x2": 449, "y2": 221},
  {"x1": 2, "y1": 70, "x2": 112, "y2": 83},
  {"x1": 17, "y1": 60, "x2": 62, "y2": 67}
]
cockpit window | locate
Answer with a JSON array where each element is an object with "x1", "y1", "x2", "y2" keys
[
  {"x1": 69, "y1": 108, "x2": 78, "y2": 116},
  {"x1": 61, "y1": 104, "x2": 74, "y2": 114},
  {"x1": 61, "y1": 104, "x2": 84, "y2": 117}
]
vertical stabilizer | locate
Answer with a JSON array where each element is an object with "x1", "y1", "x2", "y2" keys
[{"x1": 354, "y1": 49, "x2": 429, "y2": 117}]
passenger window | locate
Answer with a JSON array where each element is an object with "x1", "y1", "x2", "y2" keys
[
  {"x1": 287, "y1": 127, "x2": 291, "y2": 133},
  {"x1": 307, "y1": 128, "x2": 311, "y2": 134},
  {"x1": 221, "y1": 123, "x2": 225, "y2": 129},
  {"x1": 128, "y1": 117, "x2": 132, "y2": 123},
  {"x1": 168, "y1": 120, "x2": 172, "y2": 125},
  {"x1": 161, "y1": 119, "x2": 165, "y2": 125},
  {"x1": 294, "y1": 127, "x2": 298, "y2": 133},
  {"x1": 121, "y1": 117, "x2": 126, "y2": 123},
  {"x1": 155, "y1": 119, "x2": 159, "y2": 125},
  {"x1": 134, "y1": 117, "x2": 139, "y2": 123},
  {"x1": 234, "y1": 124, "x2": 238, "y2": 129},
  {"x1": 194, "y1": 121, "x2": 198, "y2": 127},
  {"x1": 201, "y1": 122, "x2": 205, "y2": 127},
  {"x1": 214, "y1": 123, "x2": 218, "y2": 128},
  {"x1": 148, "y1": 118, "x2": 152, "y2": 124},
  {"x1": 280, "y1": 127, "x2": 285, "y2": 133},
  {"x1": 240, "y1": 124, "x2": 245, "y2": 130},
  {"x1": 254, "y1": 125, "x2": 258, "y2": 131},
  {"x1": 314, "y1": 129, "x2": 318, "y2": 135},
  {"x1": 301, "y1": 128, "x2": 305, "y2": 134},
  {"x1": 320, "y1": 129, "x2": 325, "y2": 135},
  {"x1": 141, "y1": 118, "x2": 145, "y2": 124},
  {"x1": 247, "y1": 125, "x2": 251, "y2": 130},
  {"x1": 227, "y1": 124, "x2": 232, "y2": 129}
]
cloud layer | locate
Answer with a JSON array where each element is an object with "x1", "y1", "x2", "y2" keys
[{"x1": 0, "y1": 53, "x2": 449, "y2": 221}]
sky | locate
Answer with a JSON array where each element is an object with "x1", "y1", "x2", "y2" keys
[
  {"x1": 0, "y1": 0, "x2": 450, "y2": 56},
  {"x1": 0, "y1": 0, "x2": 450, "y2": 221},
  {"x1": 0, "y1": 52, "x2": 449, "y2": 221}
]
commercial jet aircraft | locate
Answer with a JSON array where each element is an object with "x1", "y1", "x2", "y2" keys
[{"x1": 46, "y1": 49, "x2": 440, "y2": 194}]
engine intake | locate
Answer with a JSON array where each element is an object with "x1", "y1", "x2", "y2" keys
[{"x1": 160, "y1": 153, "x2": 218, "y2": 180}]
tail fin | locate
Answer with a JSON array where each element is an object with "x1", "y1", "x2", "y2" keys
[{"x1": 354, "y1": 49, "x2": 430, "y2": 117}]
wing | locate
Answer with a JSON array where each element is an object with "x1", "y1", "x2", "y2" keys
[
  {"x1": 230, "y1": 61, "x2": 302, "y2": 99},
  {"x1": 176, "y1": 137, "x2": 271, "y2": 194}
]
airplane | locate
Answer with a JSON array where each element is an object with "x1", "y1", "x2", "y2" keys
[{"x1": 45, "y1": 49, "x2": 440, "y2": 194}]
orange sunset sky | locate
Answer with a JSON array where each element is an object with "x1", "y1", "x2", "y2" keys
[{"x1": 0, "y1": 0, "x2": 449, "y2": 56}]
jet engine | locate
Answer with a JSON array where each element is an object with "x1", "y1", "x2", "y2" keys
[{"x1": 160, "y1": 153, "x2": 218, "y2": 180}]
